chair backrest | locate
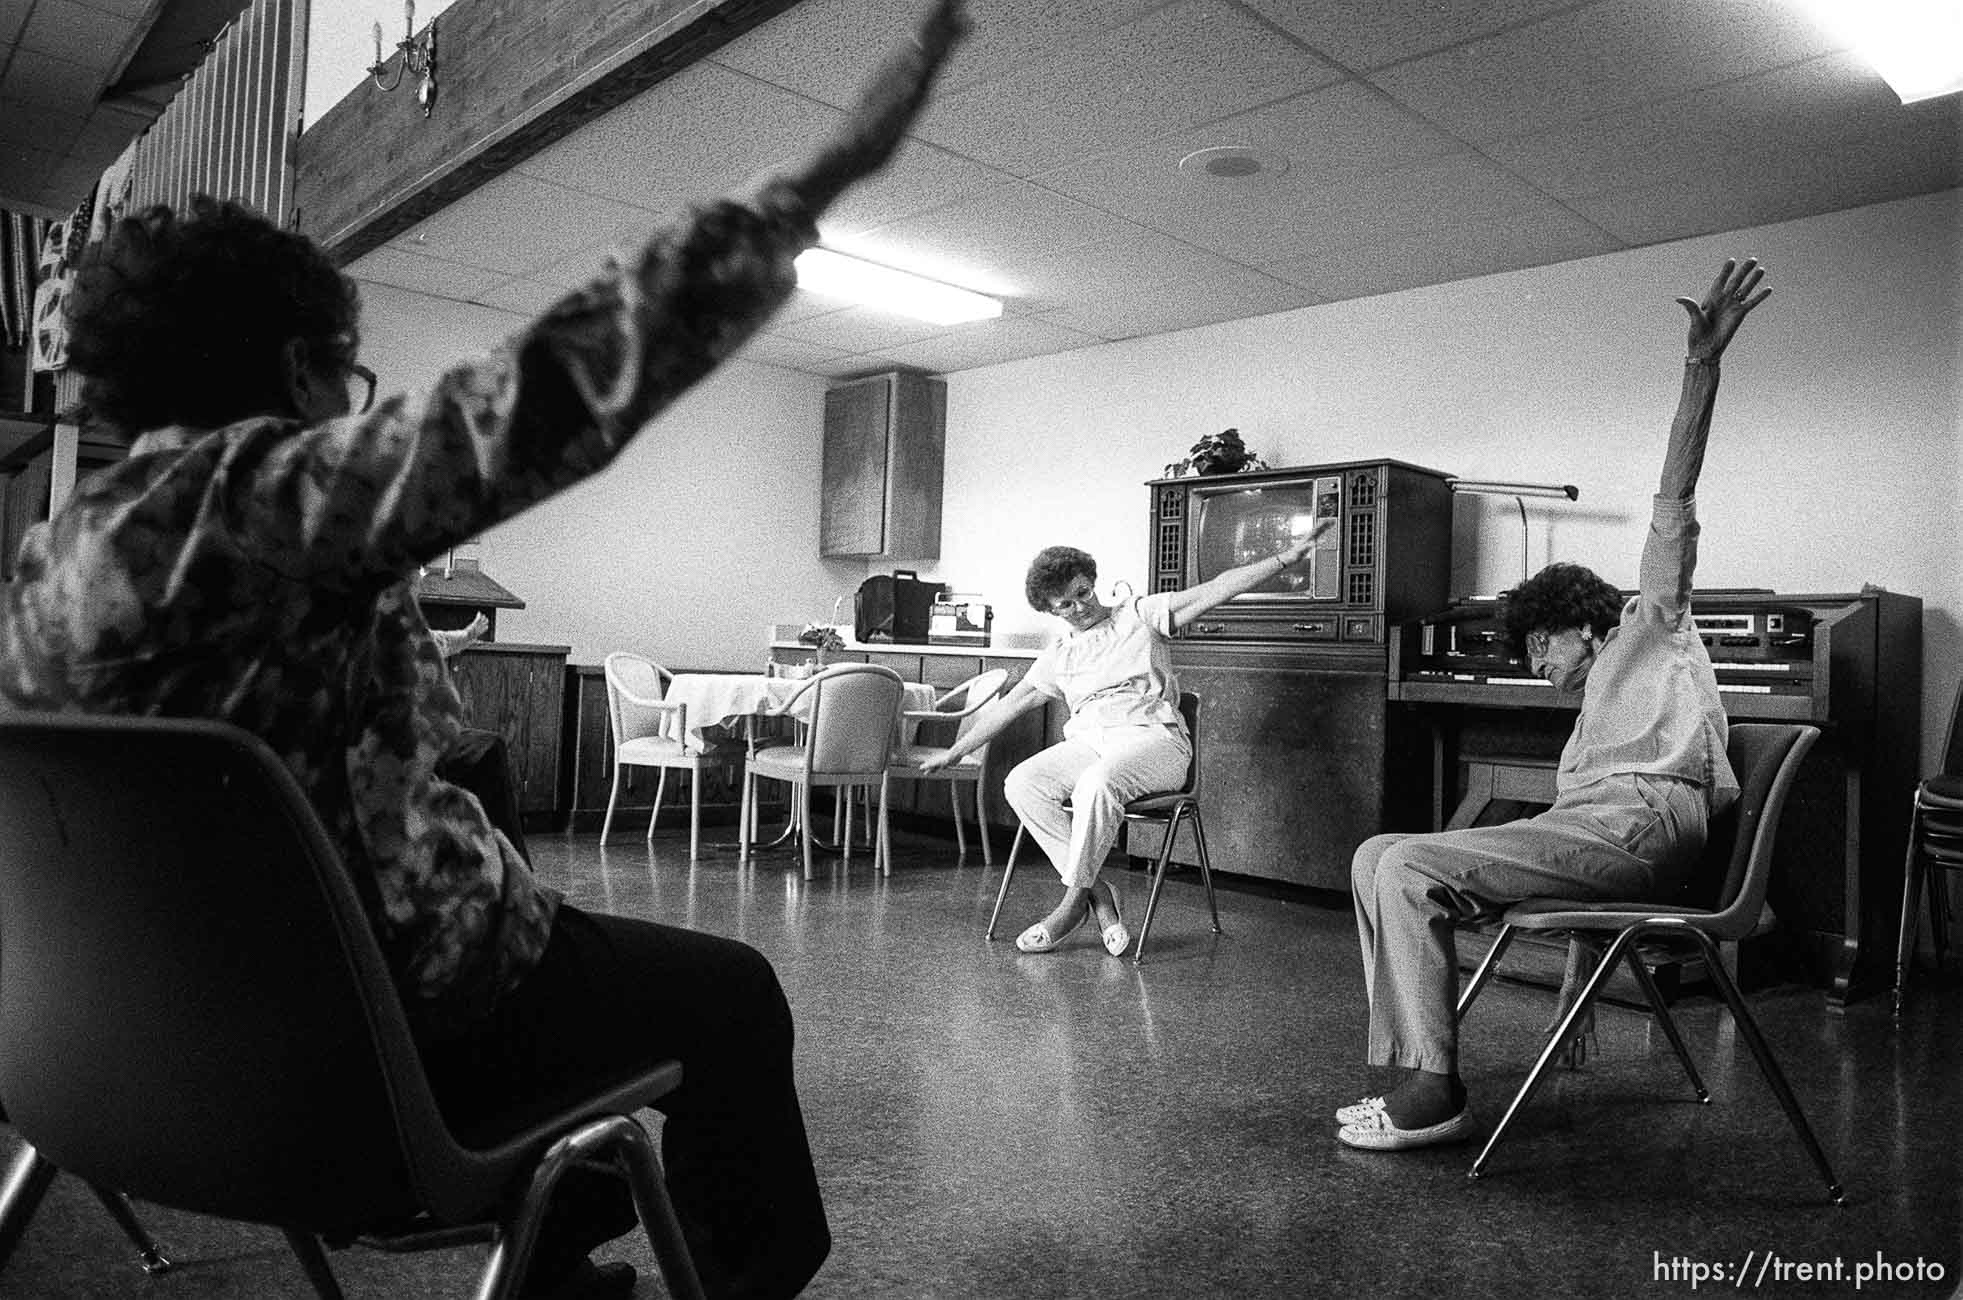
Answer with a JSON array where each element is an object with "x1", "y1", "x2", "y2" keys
[
  {"x1": 1173, "y1": 691, "x2": 1202, "y2": 798},
  {"x1": 1680, "y1": 722, "x2": 1820, "y2": 937},
  {"x1": 0, "y1": 713, "x2": 478, "y2": 1234},
  {"x1": 784, "y1": 663, "x2": 905, "y2": 776},
  {"x1": 1939, "y1": 676, "x2": 1963, "y2": 779},
  {"x1": 943, "y1": 667, "x2": 1010, "y2": 746},
  {"x1": 604, "y1": 651, "x2": 672, "y2": 745}
]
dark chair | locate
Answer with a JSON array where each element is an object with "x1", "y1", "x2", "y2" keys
[
  {"x1": 1454, "y1": 723, "x2": 1842, "y2": 1202},
  {"x1": 0, "y1": 712, "x2": 704, "y2": 1299},
  {"x1": 986, "y1": 691, "x2": 1220, "y2": 964},
  {"x1": 1895, "y1": 678, "x2": 1963, "y2": 1015}
]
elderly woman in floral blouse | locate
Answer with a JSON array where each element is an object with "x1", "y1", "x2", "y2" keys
[{"x1": 0, "y1": 3, "x2": 969, "y2": 1296}]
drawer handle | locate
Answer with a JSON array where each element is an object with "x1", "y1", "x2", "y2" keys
[
  {"x1": 1294, "y1": 623, "x2": 1330, "y2": 632},
  {"x1": 1195, "y1": 623, "x2": 1224, "y2": 634}
]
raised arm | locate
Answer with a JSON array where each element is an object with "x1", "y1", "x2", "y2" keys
[
  {"x1": 1657, "y1": 257, "x2": 1769, "y2": 501},
  {"x1": 257, "y1": 0, "x2": 969, "y2": 594},
  {"x1": 1637, "y1": 257, "x2": 1769, "y2": 620},
  {"x1": 915, "y1": 678, "x2": 1047, "y2": 773},
  {"x1": 1163, "y1": 516, "x2": 1336, "y2": 630}
]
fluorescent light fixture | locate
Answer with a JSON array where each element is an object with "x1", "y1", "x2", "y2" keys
[
  {"x1": 1790, "y1": 0, "x2": 1963, "y2": 103},
  {"x1": 1447, "y1": 479, "x2": 1580, "y2": 501},
  {"x1": 794, "y1": 248, "x2": 1004, "y2": 325}
]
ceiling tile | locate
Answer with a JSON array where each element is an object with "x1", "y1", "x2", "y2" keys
[
  {"x1": 914, "y1": 0, "x2": 1344, "y2": 177},
  {"x1": 515, "y1": 61, "x2": 841, "y2": 215},
  {"x1": 709, "y1": 0, "x2": 1168, "y2": 106},
  {"x1": 346, "y1": 245, "x2": 512, "y2": 301},
  {"x1": 469, "y1": 277, "x2": 570, "y2": 318},
  {"x1": 1242, "y1": 0, "x2": 1587, "y2": 72},
  {"x1": 813, "y1": 140, "x2": 1012, "y2": 240},
  {"x1": 1035, "y1": 80, "x2": 1466, "y2": 266},
  {"x1": 1033, "y1": 255, "x2": 1321, "y2": 341},
  {"x1": 1370, "y1": 0, "x2": 1846, "y2": 145},
  {"x1": 769, "y1": 303, "x2": 958, "y2": 354},
  {"x1": 1269, "y1": 208, "x2": 1617, "y2": 302},
  {"x1": 0, "y1": 97, "x2": 83, "y2": 150},
  {"x1": 864, "y1": 315, "x2": 1104, "y2": 372},
  {"x1": 385, "y1": 174, "x2": 654, "y2": 277},
  {"x1": 836, "y1": 179, "x2": 1154, "y2": 300},
  {"x1": 1, "y1": 47, "x2": 102, "y2": 112},
  {"x1": 1486, "y1": 52, "x2": 1952, "y2": 201},
  {"x1": 22, "y1": 0, "x2": 135, "y2": 68},
  {"x1": 737, "y1": 331, "x2": 854, "y2": 374}
]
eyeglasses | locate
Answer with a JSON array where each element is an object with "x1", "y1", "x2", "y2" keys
[
  {"x1": 1045, "y1": 579, "x2": 1096, "y2": 616},
  {"x1": 346, "y1": 364, "x2": 377, "y2": 415}
]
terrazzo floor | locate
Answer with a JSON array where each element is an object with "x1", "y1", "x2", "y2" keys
[{"x1": 5, "y1": 819, "x2": 1960, "y2": 1298}]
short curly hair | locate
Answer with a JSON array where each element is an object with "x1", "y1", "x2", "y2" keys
[
  {"x1": 65, "y1": 195, "x2": 359, "y2": 436},
  {"x1": 1025, "y1": 545, "x2": 1096, "y2": 612},
  {"x1": 1500, "y1": 561, "x2": 1625, "y2": 657}
]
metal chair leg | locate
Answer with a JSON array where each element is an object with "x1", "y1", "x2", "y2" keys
[
  {"x1": 985, "y1": 825, "x2": 1025, "y2": 939},
  {"x1": 0, "y1": 1143, "x2": 57, "y2": 1271},
  {"x1": 1470, "y1": 926, "x2": 1640, "y2": 1179},
  {"x1": 600, "y1": 763, "x2": 625, "y2": 840},
  {"x1": 975, "y1": 780, "x2": 993, "y2": 866},
  {"x1": 1455, "y1": 924, "x2": 1519, "y2": 1021},
  {"x1": 1896, "y1": 794, "x2": 1925, "y2": 1016},
  {"x1": 1621, "y1": 946, "x2": 1708, "y2": 1103},
  {"x1": 283, "y1": 1229, "x2": 346, "y2": 1300},
  {"x1": 89, "y1": 1184, "x2": 173, "y2": 1274},
  {"x1": 1685, "y1": 926, "x2": 1844, "y2": 1203},
  {"x1": 648, "y1": 768, "x2": 668, "y2": 844},
  {"x1": 1190, "y1": 803, "x2": 1222, "y2": 935},
  {"x1": 1132, "y1": 807, "x2": 1183, "y2": 964}
]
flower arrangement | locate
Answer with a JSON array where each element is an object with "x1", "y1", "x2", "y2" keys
[
  {"x1": 1163, "y1": 427, "x2": 1269, "y2": 478},
  {"x1": 798, "y1": 623, "x2": 846, "y2": 652}
]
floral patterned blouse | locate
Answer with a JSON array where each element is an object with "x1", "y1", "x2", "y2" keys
[{"x1": 0, "y1": 182, "x2": 815, "y2": 1036}]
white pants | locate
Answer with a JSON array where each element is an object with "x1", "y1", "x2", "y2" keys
[
  {"x1": 1351, "y1": 773, "x2": 1708, "y2": 1074},
  {"x1": 1004, "y1": 723, "x2": 1191, "y2": 890}
]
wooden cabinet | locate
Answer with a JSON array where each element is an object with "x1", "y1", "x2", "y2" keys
[
  {"x1": 446, "y1": 643, "x2": 568, "y2": 818},
  {"x1": 820, "y1": 371, "x2": 945, "y2": 559},
  {"x1": 1127, "y1": 642, "x2": 1431, "y2": 892}
]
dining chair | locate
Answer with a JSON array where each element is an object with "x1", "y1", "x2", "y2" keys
[
  {"x1": 986, "y1": 691, "x2": 1220, "y2": 964},
  {"x1": 1895, "y1": 677, "x2": 1963, "y2": 1015},
  {"x1": 740, "y1": 664, "x2": 905, "y2": 880},
  {"x1": 886, "y1": 668, "x2": 1010, "y2": 865},
  {"x1": 1453, "y1": 722, "x2": 1841, "y2": 1201},
  {"x1": 0, "y1": 711, "x2": 705, "y2": 1299},
  {"x1": 602, "y1": 651, "x2": 722, "y2": 860}
]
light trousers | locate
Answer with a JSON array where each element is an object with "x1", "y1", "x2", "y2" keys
[
  {"x1": 1004, "y1": 723, "x2": 1191, "y2": 890},
  {"x1": 1350, "y1": 773, "x2": 1708, "y2": 1075}
]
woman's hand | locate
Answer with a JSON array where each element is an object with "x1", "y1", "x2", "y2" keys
[{"x1": 1676, "y1": 257, "x2": 1769, "y2": 363}]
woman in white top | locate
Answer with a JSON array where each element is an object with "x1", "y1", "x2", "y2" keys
[{"x1": 921, "y1": 528, "x2": 1330, "y2": 955}]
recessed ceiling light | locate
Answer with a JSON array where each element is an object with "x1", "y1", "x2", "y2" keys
[{"x1": 1177, "y1": 146, "x2": 1290, "y2": 182}]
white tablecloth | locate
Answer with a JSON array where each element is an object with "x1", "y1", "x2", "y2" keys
[{"x1": 661, "y1": 673, "x2": 936, "y2": 751}]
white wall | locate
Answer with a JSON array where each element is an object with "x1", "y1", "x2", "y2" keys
[
  {"x1": 932, "y1": 190, "x2": 1962, "y2": 767},
  {"x1": 352, "y1": 281, "x2": 860, "y2": 670},
  {"x1": 354, "y1": 188, "x2": 1961, "y2": 763}
]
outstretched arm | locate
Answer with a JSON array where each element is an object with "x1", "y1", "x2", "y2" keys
[
  {"x1": 1163, "y1": 516, "x2": 1336, "y2": 630},
  {"x1": 915, "y1": 679, "x2": 1047, "y2": 773},
  {"x1": 1656, "y1": 257, "x2": 1769, "y2": 501},
  {"x1": 256, "y1": 0, "x2": 970, "y2": 596}
]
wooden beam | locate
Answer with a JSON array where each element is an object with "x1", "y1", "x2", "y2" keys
[{"x1": 294, "y1": 0, "x2": 803, "y2": 264}]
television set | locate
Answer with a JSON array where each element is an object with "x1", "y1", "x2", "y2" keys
[{"x1": 1145, "y1": 459, "x2": 1455, "y2": 645}]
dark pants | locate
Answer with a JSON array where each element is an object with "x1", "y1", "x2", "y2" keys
[
  {"x1": 419, "y1": 907, "x2": 830, "y2": 1299},
  {"x1": 436, "y1": 728, "x2": 531, "y2": 864}
]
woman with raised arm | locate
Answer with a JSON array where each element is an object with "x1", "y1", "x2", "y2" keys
[
  {"x1": 922, "y1": 520, "x2": 1333, "y2": 956},
  {"x1": 1341, "y1": 258, "x2": 1771, "y2": 1153},
  {"x1": 1, "y1": 3, "x2": 970, "y2": 1295}
]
